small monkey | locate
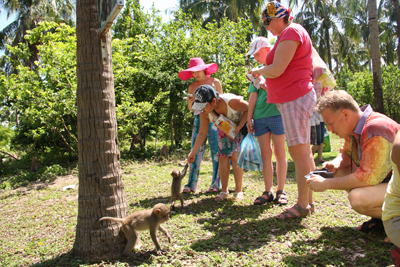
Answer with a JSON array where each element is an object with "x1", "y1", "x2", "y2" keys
[
  {"x1": 160, "y1": 145, "x2": 169, "y2": 160},
  {"x1": 97, "y1": 203, "x2": 172, "y2": 255},
  {"x1": 170, "y1": 163, "x2": 189, "y2": 210},
  {"x1": 30, "y1": 157, "x2": 41, "y2": 172}
]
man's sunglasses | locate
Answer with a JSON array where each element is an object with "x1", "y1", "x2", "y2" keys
[{"x1": 263, "y1": 18, "x2": 272, "y2": 27}]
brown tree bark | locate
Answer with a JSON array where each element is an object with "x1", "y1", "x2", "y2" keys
[
  {"x1": 73, "y1": 0, "x2": 129, "y2": 260},
  {"x1": 368, "y1": 0, "x2": 385, "y2": 114}
]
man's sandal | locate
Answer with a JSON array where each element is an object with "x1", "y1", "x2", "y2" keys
[
  {"x1": 215, "y1": 191, "x2": 229, "y2": 201},
  {"x1": 233, "y1": 192, "x2": 244, "y2": 202},
  {"x1": 357, "y1": 217, "x2": 383, "y2": 233},
  {"x1": 206, "y1": 186, "x2": 219, "y2": 193},
  {"x1": 254, "y1": 191, "x2": 274, "y2": 205},
  {"x1": 276, "y1": 203, "x2": 310, "y2": 220},
  {"x1": 274, "y1": 190, "x2": 288, "y2": 205}
]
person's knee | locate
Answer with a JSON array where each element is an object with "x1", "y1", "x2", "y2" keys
[{"x1": 348, "y1": 190, "x2": 369, "y2": 214}]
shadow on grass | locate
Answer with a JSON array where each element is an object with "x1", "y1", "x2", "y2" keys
[
  {"x1": 28, "y1": 249, "x2": 162, "y2": 267},
  {"x1": 281, "y1": 226, "x2": 392, "y2": 266}
]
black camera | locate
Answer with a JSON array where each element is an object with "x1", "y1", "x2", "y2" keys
[{"x1": 310, "y1": 168, "x2": 335, "y2": 178}]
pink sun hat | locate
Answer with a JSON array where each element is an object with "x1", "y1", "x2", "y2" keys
[{"x1": 178, "y1": 58, "x2": 218, "y2": 81}]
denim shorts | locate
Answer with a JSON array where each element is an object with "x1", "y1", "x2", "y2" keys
[{"x1": 253, "y1": 115, "x2": 285, "y2": 137}]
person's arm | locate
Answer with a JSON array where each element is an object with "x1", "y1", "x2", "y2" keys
[
  {"x1": 247, "y1": 92, "x2": 257, "y2": 134},
  {"x1": 187, "y1": 83, "x2": 196, "y2": 111},
  {"x1": 187, "y1": 112, "x2": 209, "y2": 163},
  {"x1": 323, "y1": 148, "x2": 352, "y2": 174},
  {"x1": 227, "y1": 98, "x2": 249, "y2": 135},
  {"x1": 213, "y1": 78, "x2": 223, "y2": 94},
  {"x1": 306, "y1": 173, "x2": 370, "y2": 192},
  {"x1": 392, "y1": 131, "x2": 400, "y2": 171},
  {"x1": 248, "y1": 40, "x2": 299, "y2": 79}
]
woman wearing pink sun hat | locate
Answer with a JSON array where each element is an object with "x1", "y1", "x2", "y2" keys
[{"x1": 178, "y1": 58, "x2": 223, "y2": 193}]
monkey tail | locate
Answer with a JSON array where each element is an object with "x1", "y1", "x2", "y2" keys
[{"x1": 97, "y1": 216, "x2": 126, "y2": 226}]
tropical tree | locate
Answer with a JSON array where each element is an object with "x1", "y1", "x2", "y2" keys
[
  {"x1": 178, "y1": 0, "x2": 266, "y2": 34},
  {"x1": 0, "y1": 0, "x2": 75, "y2": 71},
  {"x1": 368, "y1": 0, "x2": 384, "y2": 113},
  {"x1": 73, "y1": 0, "x2": 128, "y2": 260}
]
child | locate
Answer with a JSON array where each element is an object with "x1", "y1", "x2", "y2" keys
[
  {"x1": 187, "y1": 85, "x2": 248, "y2": 201},
  {"x1": 178, "y1": 58, "x2": 223, "y2": 193},
  {"x1": 246, "y1": 37, "x2": 288, "y2": 206}
]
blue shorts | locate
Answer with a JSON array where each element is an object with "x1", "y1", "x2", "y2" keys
[{"x1": 253, "y1": 115, "x2": 285, "y2": 137}]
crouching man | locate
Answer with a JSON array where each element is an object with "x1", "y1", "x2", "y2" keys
[{"x1": 306, "y1": 90, "x2": 400, "y2": 237}]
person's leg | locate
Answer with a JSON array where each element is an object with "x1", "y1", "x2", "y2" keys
[
  {"x1": 231, "y1": 151, "x2": 243, "y2": 193},
  {"x1": 215, "y1": 156, "x2": 230, "y2": 200},
  {"x1": 271, "y1": 133, "x2": 287, "y2": 192},
  {"x1": 316, "y1": 122, "x2": 325, "y2": 163},
  {"x1": 258, "y1": 132, "x2": 273, "y2": 193},
  {"x1": 207, "y1": 123, "x2": 220, "y2": 190},
  {"x1": 185, "y1": 116, "x2": 205, "y2": 191},
  {"x1": 349, "y1": 183, "x2": 388, "y2": 218}
]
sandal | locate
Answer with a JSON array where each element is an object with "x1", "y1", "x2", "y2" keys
[
  {"x1": 357, "y1": 217, "x2": 383, "y2": 233},
  {"x1": 233, "y1": 192, "x2": 244, "y2": 202},
  {"x1": 182, "y1": 186, "x2": 194, "y2": 193},
  {"x1": 207, "y1": 186, "x2": 219, "y2": 193},
  {"x1": 215, "y1": 191, "x2": 229, "y2": 201},
  {"x1": 390, "y1": 245, "x2": 400, "y2": 267},
  {"x1": 276, "y1": 203, "x2": 310, "y2": 220},
  {"x1": 254, "y1": 191, "x2": 274, "y2": 205},
  {"x1": 274, "y1": 190, "x2": 288, "y2": 205}
]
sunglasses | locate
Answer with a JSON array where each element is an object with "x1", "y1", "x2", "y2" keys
[{"x1": 263, "y1": 18, "x2": 272, "y2": 27}]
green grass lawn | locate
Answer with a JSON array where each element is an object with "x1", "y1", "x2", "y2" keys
[{"x1": 0, "y1": 133, "x2": 394, "y2": 266}]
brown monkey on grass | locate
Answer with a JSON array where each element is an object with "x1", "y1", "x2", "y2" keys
[
  {"x1": 160, "y1": 145, "x2": 169, "y2": 160},
  {"x1": 170, "y1": 163, "x2": 189, "y2": 210},
  {"x1": 97, "y1": 203, "x2": 172, "y2": 255}
]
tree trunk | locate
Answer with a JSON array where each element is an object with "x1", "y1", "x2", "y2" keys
[
  {"x1": 324, "y1": 25, "x2": 332, "y2": 71},
  {"x1": 368, "y1": 0, "x2": 385, "y2": 114},
  {"x1": 73, "y1": 0, "x2": 129, "y2": 261},
  {"x1": 392, "y1": 0, "x2": 400, "y2": 67}
]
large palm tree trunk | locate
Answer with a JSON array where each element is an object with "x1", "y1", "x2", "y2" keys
[
  {"x1": 73, "y1": 0, "x2": 129, "y2": 260},
  {"x1": 368, "y1": 0, "x2": 385, "y2": 114}
]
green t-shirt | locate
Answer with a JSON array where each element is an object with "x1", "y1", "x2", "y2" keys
[{"x1": 248, "y1": 72, "x2": 281, "y2": 119}]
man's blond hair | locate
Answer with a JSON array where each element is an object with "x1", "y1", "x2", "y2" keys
[{"x1": 316, "y1": 90, "x2": 359, "y2": 114}]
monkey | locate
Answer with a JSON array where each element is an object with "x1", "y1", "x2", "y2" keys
[
  {"x1": 30, "y1": 157, "x2": 41, "y2": 172},
  {"x1": 160, "y1": 144, "x2": 169, "y2": 160},
  {"x1": 97, "y1": 203, "x2": 172, "y2": 255},
  {"x1": 170, "y1": 163, "x2": 189, "y2": 210}
]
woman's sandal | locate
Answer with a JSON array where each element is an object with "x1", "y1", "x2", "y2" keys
[
  {"x1": 182, "y1": 186, "x2": 194, "y2": 193},
  {"x1": 215, "y1": 191, "x2": 229, "y2": 201},
  {"x1": 206, "y1": 186, "x2": 219, "y2": 193},
  {"x1": 274, "y1": 190, "x2": 288, "y2": 205},
  {"x1": 254, "y1": 191, "x2": 274, "y2": 205},
  {"x1": 276, "y1": 203, "x2": 310, "y2": 220},
  {"x1": 233, "y1": 192, "x2": 244, "y2": 202}
]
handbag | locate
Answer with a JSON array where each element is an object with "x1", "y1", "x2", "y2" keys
[
  {"x1": 237, "y1": 133, "x2": 263, "y2": 171},
  {"x1": 312, "y1": 47, "x2": 336, "y2": 101}
]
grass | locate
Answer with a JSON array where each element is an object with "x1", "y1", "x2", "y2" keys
[{"x1": 0, "y1": 133, "x2": 394, "y2": 266}]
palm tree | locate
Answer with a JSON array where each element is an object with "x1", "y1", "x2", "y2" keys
[
  {"x1": 73, "y1": 0, "x2": 129, "y2": 260},
  {"x1": 368, "y1": 0, "x2": 384, "y2": 113},
  {"x1": 0, "y1": 0, "x2": 75, "y2": 70},
  {"x1": 178, "y1": 0, "x2": 265, "y2": 33}
]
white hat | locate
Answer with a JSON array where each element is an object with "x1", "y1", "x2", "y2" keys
[{"x1": 246, "y1": 37, "x2": 271, "y2": 56}]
